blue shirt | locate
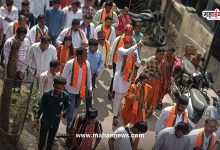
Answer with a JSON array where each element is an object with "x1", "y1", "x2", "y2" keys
[
  {"x1": 45, "y1": 8, "x2": 65, "y2": 37},
  {"x1": 87, "y1": 49, "x2": 104, "y2": 75},
  {"x1": 133, "y1": 31, "x2": 144, "y2": 58}
]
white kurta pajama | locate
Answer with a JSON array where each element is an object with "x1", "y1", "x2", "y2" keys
[{"x1": 112, "y1": 44, "x2": 140, "y2": 117}]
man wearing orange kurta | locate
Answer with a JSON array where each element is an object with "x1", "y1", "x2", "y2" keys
[
  {"x1": 121, "y1": 72, "x2": 152, "y2": 125},
  {"x1": 142, "y1": 48, "x2": 165, "y2": 115}
]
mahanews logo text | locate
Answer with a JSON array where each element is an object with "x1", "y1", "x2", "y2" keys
[
  {"x1": 202, "y1": 9, "x2": 220, "y2": 20},
  {"x1": 76, "y1": 133, "x2": 145, "y2": 138}
]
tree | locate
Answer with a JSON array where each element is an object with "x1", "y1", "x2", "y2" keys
[{"x1": 0, "y1": 39, "x2": 21, "y2": 132}]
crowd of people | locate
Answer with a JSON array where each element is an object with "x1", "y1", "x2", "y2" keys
[{"x1": 1, "y1": 0, "x2": 220, "y2": 150}]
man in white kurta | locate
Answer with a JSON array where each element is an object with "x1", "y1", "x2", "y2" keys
[
  {"x1": 112, "y1": 36, "x2": 141, "y2": 126},
  {"x1": 5, "y1": 15, "x2": 29, "y2": 40},
  {"x1": 155, "y1": 95, "x2": 189, "y2": 137},
  {"x1": 27, "y1": 15, "x2": 48, "y2": 45},
  {"x1": 56, "y1": 19, "x2": 88, "y2": 48},
  {"x1": 63, "y1": 1, "x2": 83, "y2": 28},
  {"x1": 30, "y1": 0, "x2": 49, "y2": 19},
  {"x1": 93, "y1": 1, "x2": 118, "y2": 27},
  {"x1": 0, "y1": 1, "x2": 18, "y2": 35},
  {"x1": 93, "y1": 16, "x2": 116, "y2": 47},
  {"x1": 39, "y1": 59, "x2": 60, "y2": 93},
  {"x1": 22, "y1": 36, "x2": 57, "y2": 77},
  {"x1": 153, "y1": 122, "x2": 191, "y2": 150},
  {"x1": 186, "y1": 118, "x2": 218, "y2": 150}
]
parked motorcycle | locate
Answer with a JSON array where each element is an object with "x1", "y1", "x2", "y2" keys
[
  {"x1": 130, "y1": 10, "x2": 167, "y2": 46},
  {"x1": 117, "y1": 8, "x2": 167, "y2": 46},
  {"x1": 172, "y1": 57, "x2": 220, "y2": 128}
]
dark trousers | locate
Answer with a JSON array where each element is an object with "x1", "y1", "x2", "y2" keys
[
  {"x1": 109, "y1": 63, "x2": 117, "y2": 93},
  {"x1": 38, "y1": 117, "x2": 60, "y2": 150},
  {"x1": 85, "y1": 74, "x2": 96, "y2": 110}
]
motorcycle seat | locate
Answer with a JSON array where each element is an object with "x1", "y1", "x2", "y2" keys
[
  {"x1": 182, "y1": 57, "x2": 196, "y2": 75},
  {"x1": 190, "y1": 88, "x2": 207, "y2": 111},
  {"x1": 139, "y1": 13, "x2": 154, "y2": 22}
]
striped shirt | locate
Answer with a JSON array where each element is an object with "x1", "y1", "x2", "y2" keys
[{"x1": 3, "y1": 36, "x2": 30, "y2": 71}]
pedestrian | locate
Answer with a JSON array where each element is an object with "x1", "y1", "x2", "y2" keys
[
  {"x1": 142, "y1": 47, "x2": 165, "y2": 116},
  {"x1": 87, "y1": 38, "x2": 104, "y2": 89},
  {"x1": 6, "y1": 15, "x2": 29, "y2": 40},
  {"x1": 112, "y1": 36, "x2": 141, "y2": 126},
  {"x1": 81, "y1": 0, "x2": 95, "y2": 17},
  {"x1": 121, "y1": 72, "x2": 152, "y2": 125},
  {"x1": 34, "y1": 76, "x2": 69, "y2": 150},
  {"x1": 158, "y1": 46, "x2": 181, "y2": 109},
  {"x1": 155, "y1": 95, "x2": 189, "y2": 137},
  {"x1": 56, "y1": 19, "x2": 88, "y2": 49},
  {"x1": 63, "y1": 0, "x2": 83, "y2": 28},
  {"x1": 80, "y1": 14, "x2": 95, "y2": 40},
  {"x1": 62, "y1": 48, "x2": 92, "y2": 128},
  {"x1": 187, "y1": 118, "x2": 218, "y2": 150},
  {"x1": 93, "y1": 1, "x2": 118, "y2": 27},
  {"x1": 108, "y1": 121, "x2": 148, "y2": 150},
  {"x1": 27, "y1": 15, "x2": 48, "y2": 45},
  {"x1": 132, "y1": 22, "x2": 144, "y2": 59},
  {"x1": 97, "y1": 30, "x2": 110, "y2": 68},
  {"x1": 22, "y1": 36, "x2": 57, "y2": 77},
  {"x1": 29, "y1": 0, "x2": 49, "y2": 19},
  {"x1": 19, "y1": 0, "x2": 35, "y2": 28},
  {"x1": 0, "y1": 0, "x2": 19, "y2": 36},
  {"x1": 57, "y1": 35, "x2": 75, "y2": 73},
  {"x1": 67, "y1": 108, "x2": 102, "y2": 150},
  {"x1": 39, "y1": 59, "x2": 61, "y2": 93},
  {"x1": 45, "y1": 0, "x2": 65, "y2": 47},
  {"x1": 3, "y1": 26, "x2": 30, "y2": 74},
  {"x1": 93, "y1": 15, "x2": 116, "y2": 46},
  {"x1": 153, "y1": 122, "x2": 191, "y2": 150},
  {"x1": 108, "y1": 24, "x2": 134, "y2": 100},
  {"x1": 115, "y1": 7, "x2": 130, "y2": 36}
]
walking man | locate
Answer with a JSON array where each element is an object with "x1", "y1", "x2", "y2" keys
[
  {"x1": 155, "y1": 95, "x2": 189, "y2": 137},
  {"x1": 153, "y1": 122, "x2": 191, "y2": 150},
  {"x1": 34, "y1": 76, "x2": 69, "y2": 150},
  {"x1": 112, "y1": 36, "x2": 141, "y2": 126},
  {"x1": 62, "y1": 48, "x2": 92, "y2": 128}
]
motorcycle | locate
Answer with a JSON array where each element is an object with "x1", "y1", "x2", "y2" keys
[
  {"x1": 117, "y1": 8, "x2": 167, "y2": 46},
  {"x1": 171, "y1": 57, "x2": 220, "y2": 128},
  {"x1": 130, "y1": 10, "x2": 167, "y2": 46}
]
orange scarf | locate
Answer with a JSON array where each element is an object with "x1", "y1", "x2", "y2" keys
[
  {"x1": 101, "y1": 8, "x2": 113, "y2": 23},
  {"x1": 113, "y1": 34, "x2": 125, "y2": 63},
  {"x1": 60, "y1": 45, "x2": 74, "y2": 64},
  {"x1": 121, "y1": 52, "x2": 136, "y2": 81},
  {"x1": 35, "y1": 27, "x2": 48, "y2": 43},
  {"x1": 166, "y1": 103, "x2": 188, "y2": 127},
  {"x1": 13, "y1": 21, "x2": 28, "y2": 34},
  {"x1": 132, "y1": 84, "x2": 152, "y2": 121},
  {"x1": 101, "y1": 24, "x2": 112, "y2": 41},
  {"x1": 195, "y1": 128, "x2": 215, "y2": 150},
  {"x1": 66, "y1": 28, "x2": 83, "y2": 40},
  {"x1": 71, "y1": 58, "x2": 87, "y2": 98},
  {"x1": 104, "y1": 40, "x2": 110, "y2": 66}
]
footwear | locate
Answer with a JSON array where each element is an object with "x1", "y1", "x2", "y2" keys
[
  {"x1": 156, "y1": 103, "x2": 163, "y2": 110},
  {"x1": 108, "y1": 91, "x2": 113, "y2": 100},
  {"x1": 113, "y1": 116, "x2": 119, "y2": 126}
]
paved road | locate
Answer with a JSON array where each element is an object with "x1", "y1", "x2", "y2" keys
[{"x1": 19, "y1": 46, "x2": 175, "y2": 150}]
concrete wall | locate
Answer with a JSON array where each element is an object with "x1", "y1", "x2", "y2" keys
[
  {"x1": 161, "y1": 1, "x2": 220, "y2": 89},
  {"x1": 161, "y1": 0, "x2": 214, "y2": 58}
]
